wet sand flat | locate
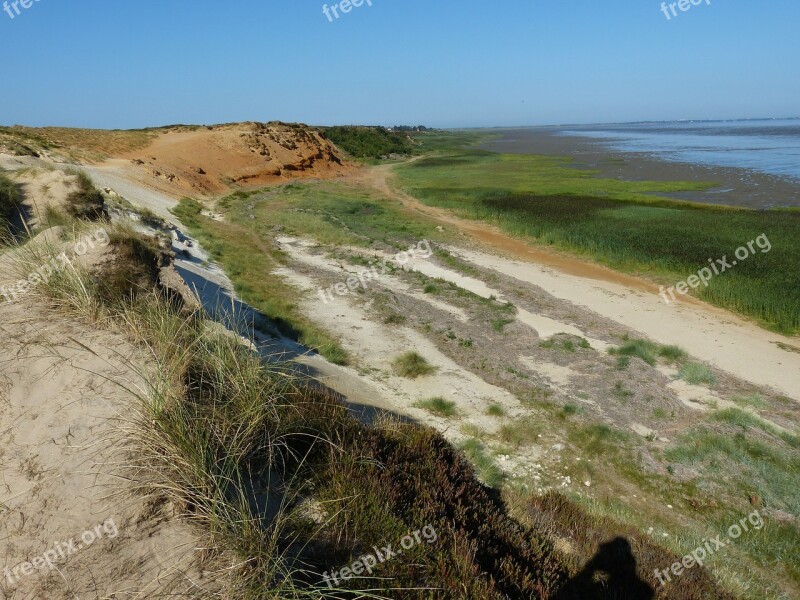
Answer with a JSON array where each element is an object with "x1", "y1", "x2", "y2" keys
[{"x1": 476, "y1": 127, "x2": 800, "y2": 209}]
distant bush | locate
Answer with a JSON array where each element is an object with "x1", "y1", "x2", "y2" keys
[{"x1": 323, "y1": 125, "x2": 414, "y2": 159}]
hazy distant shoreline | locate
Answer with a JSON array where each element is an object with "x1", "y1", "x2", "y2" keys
[{"x1": 476, "y1": 127, "x2": 800, "y2": 209}]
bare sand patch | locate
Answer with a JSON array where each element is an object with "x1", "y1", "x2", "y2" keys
[
  {"x1": 447, "y1": 246, "x2": 800, "y2": 401},
  {"x1": 0, "y1": 251, "x2": 214, "y2": 598}
]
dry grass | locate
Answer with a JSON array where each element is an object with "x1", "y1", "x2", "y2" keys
[{"x1": 0, "y1": 126, "x2": 155, "y2": 162}]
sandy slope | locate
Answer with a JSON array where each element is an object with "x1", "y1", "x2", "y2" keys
[
  {"x1": 0, "y1": 244, "x2": 214, "y2": 598},
  {"x1": 116, "y1": 123, "x2": 352, "y2": 198}
]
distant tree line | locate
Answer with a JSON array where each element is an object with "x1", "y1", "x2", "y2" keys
[{"x1": 391, "y1": 125, "x2": 430, "y2": 132}]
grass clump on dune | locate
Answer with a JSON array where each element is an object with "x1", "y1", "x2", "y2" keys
[
  {"x1": 486, "y1": 403, "x2": 506, "y2": 417},
  {"x1": 609, "y1": 338, "x2": 688, "y2": 366},
  {"x1": 0, "y1": 171, "x2": 22, "y2": 241},
  {"x1": 392, "y1": 351, "x2": 436, "y2": 378},
  {"x1": 415, "y1": 396, "x2": 458, "y2": 417},
  {"x1": 679, "y1": 362, "x2": 717, "y2": 385},
  {"x1": 65, "y1": 171, "x2": 107, "y2": 221}
]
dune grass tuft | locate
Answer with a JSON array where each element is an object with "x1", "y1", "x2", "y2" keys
[
  {"x1": 415, "y1": 396, "x2": 458, "y2": 417},
  {"x1": 679, "y1": 362, "x2": 717, "y2": 385},
  {"x1": 392, "y1": 351, "x2": 436, "y2": 378}
]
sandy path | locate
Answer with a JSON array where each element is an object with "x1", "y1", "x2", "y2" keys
[
  {"x1": 83, "y1": 162, "x2": 180, "y2": 224},
  {"x1": 357, "y1": 164, "x2": 800, "y2": 401}
]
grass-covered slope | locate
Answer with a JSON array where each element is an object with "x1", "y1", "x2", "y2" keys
[{"x1": 395, "y1": 149, "x2": 800, "y2": 333}]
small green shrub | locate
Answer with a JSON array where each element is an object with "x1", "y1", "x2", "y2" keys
[{"x1": 561, "y1": 404, "x2": 581, "y2": 418}]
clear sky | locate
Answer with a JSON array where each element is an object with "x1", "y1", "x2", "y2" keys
[{"x1": 1, "y1": 0, "x2": 798, "y2": 129}]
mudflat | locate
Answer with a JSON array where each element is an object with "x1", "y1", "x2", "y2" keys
[{"x1": 477, "y1": 127, "x2": 800, "y2": 209}]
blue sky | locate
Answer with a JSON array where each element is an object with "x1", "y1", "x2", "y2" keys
[{"x1": 1, "y1": 0, "x2": 798, "y2": 128}]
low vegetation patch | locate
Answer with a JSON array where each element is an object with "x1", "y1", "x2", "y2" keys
[
  {"x1": 679, "y1": 362, "x2": 717, "y2": 385},
  {"x1": 65, "y1": 171, "x2": 106, "y2": 221},
  {"x1": 392, "y1": 351, "x2": 437, "y2": 378},
  {"x1": 0, "y1": 172, "x2": 22, "y2": 240},
  {"x1": 414, "y1": 396, "x2": 458, "y2": 417}
]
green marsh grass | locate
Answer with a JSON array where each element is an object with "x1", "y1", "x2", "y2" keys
[
  {"x1": 458, "y1": 439, "x2": 505, "y2": 488},
  {"x1": 395, "y1": 148, "x2": 800, "y2": 333}
]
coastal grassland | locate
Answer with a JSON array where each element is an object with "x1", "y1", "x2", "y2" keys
[
  {"x1": 216, "y1": 180, "x2": 447, "y2": 250},
  {"x1": 168, "y1": 170, "x2": 791, "y2": 597},
  {"x1": 394, "y1": 148, "x2": 800, "y2": 333},
  {"x1": 512, "y1": 398, "x2": 799, "y2": 599},
  {"x1": 172, "y1": 180, "x2": 456, "y2": 363}
]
